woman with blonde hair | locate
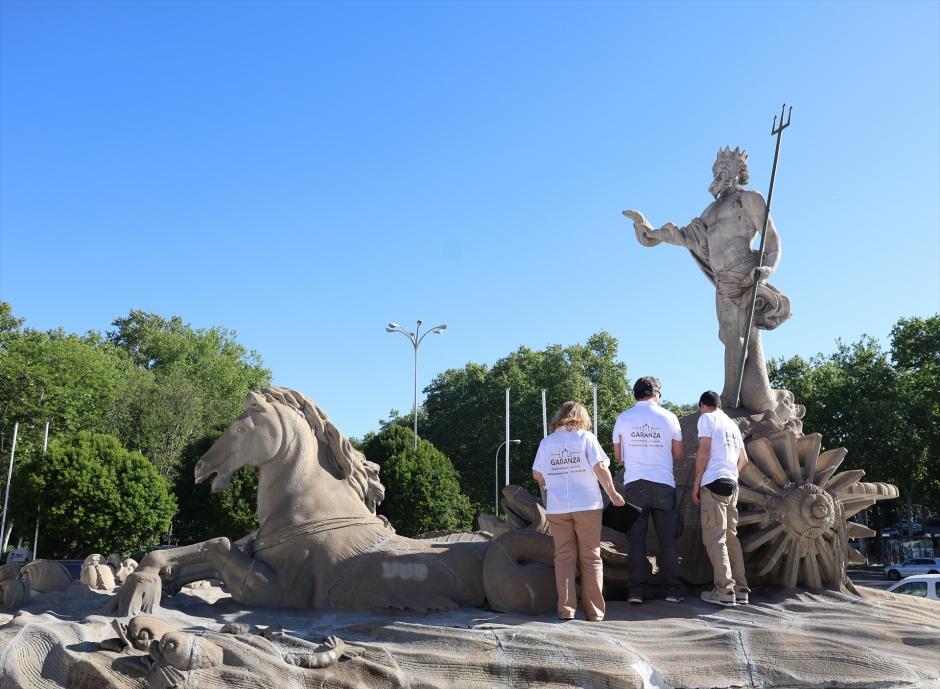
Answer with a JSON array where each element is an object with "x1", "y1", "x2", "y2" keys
[{"x1": 532, "y1": 401, "x2": 624, "y2": 621}]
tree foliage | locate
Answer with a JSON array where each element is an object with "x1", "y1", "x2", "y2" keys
[
  {"x1": 361, "y1": 425, "x2": 474, "y2": 537},
  {"x1": 0, "y1": 302, "x2": 271, "y2": 549},
  {"x1": 769, "y1": 314, "x2": 940, "y2": 526},
  {"x1": 419, "y1": 332, "x2": 633, "y2": 510},
  {"x1": 172, "y1": 428, "x2": 259, "y2": 544},
  {"x1": 0, "y1": 325, "x2": 134, "y2": 456},
  {"x1": 14, "y1": 432, "x2": 176, "y2": 558},
  {"x1": 107, "y1": 310, "x2": 271, "y2": 477}
]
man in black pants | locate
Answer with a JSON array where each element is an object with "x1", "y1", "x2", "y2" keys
[{"x1": 612, "y1": 376, "x2": 684, "y2": 603}]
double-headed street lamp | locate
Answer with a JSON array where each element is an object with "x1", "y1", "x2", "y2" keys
[
  {"x1": 494, "y1": 439, "x2": 521, "y2": 516},
  {"x1": 386, "y1": 320, "x2": 448, "y2": 449}
]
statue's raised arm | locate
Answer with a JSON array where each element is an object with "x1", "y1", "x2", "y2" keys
[{"x1": 622, "y1": 209, "x2": 691, "y2": 248}]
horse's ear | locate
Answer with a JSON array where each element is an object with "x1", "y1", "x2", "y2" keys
[{"x1": 245, "y1": 391, "x2": 267, "y2": 410}]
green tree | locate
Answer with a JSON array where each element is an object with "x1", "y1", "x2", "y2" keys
[
  {"x1": 890, "y1": 316, "x2": 940, "y2": 527},
  {"x1": 361, "y1": 424, "x2": 474, "y2": 537},
  {"x1": 0, "y1": 302, "x2": 24, "y2": 348},
  {"x1": 172, "y1": 428, "x2": 259, "y2": 544},
  {"x1": 110, "y1": 367, "x2": 205, "y2": 477},
  {"x1": 420, "y1": 331, "x2": 632, "y2": 510},
  {"x1": 769, "y1": 314, "x2": 940, "y2": 530},
  {"x1": 108, "y1": 311, "x2": 269, "y2": 420},
  {"x1": 106, "y1": 310, "x2": 271, "y2": 477},
  {"x1": 14, "y1": 432, "x2": 176, "y2": 558},
  {"x1": 0, "y1": 305, "x2": 135, "y2": 460}
]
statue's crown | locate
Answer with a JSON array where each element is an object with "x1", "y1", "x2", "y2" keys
[{"x1": 716, "y1": 145, "x2": 748, "y2": 166}]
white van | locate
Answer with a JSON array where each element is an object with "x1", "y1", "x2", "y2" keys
[{"x1": 887, "y1": 574, "x2": 940, "y2": 602}]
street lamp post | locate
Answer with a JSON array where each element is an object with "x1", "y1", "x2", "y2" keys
[
  {"x1": 494, "y1": 439, "x2": 521, "y2": 515},
  {"x1": 386, "y1": 320, "x2": 448, "y2": 449}
]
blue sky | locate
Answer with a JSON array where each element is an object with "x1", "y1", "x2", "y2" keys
[{"x1": 1, "y1": 1, "x2": 937, "y2": 439}]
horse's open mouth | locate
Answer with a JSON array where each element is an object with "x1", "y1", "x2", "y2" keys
[{"x1": 194, "y1": 463, "x2": 233, "y2": 494}]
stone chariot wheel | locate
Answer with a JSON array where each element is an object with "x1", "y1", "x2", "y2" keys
[{"x1": 736, "y1": 430, "x2": 898, "y2": 590}]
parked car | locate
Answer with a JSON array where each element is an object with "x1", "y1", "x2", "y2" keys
[
  {"x1": 884, "y1": 557, "x2": 940, "y2": 580},
  {"x1": 887, "y1": 574, "x2": 940, "y2": 602}
]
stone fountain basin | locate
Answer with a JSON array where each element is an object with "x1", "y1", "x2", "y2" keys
[{"x1": 0, "y1": 580, "x2": 938, "y2": 688}]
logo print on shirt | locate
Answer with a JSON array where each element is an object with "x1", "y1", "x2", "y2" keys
[
  {"x1": 631, "y1": 423, "x2": 662, "y2": 439},
  {"x1": 550, "y1": 448, "x2": 582, "y2": 466},
  {"x1": 723, "y1": 430, "x2": 737, "y2": 448}
]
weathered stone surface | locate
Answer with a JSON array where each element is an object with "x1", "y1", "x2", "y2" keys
[
  {"x1": 108, "y1": 555, "x2": 138, "y2": 585},
  {"x1": 81, "y1": 555, "x2": 117, "y2": 591},
  {"x1": 1, "y1": 560, "x2": 75, "y2": 612},
  {"x1": 19, "y1": 560, "x2": 73, "y2": 594},
  {"x1": 0, "y1": 581, "x2": 938, "y2": 688},
  {"x1": 0, "y1": 564, "x2": 22, "y2": 582}
]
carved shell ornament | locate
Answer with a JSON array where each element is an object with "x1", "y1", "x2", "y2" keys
[{"x1": 737, "y1": 430, "x2": 898, "y2": 590}]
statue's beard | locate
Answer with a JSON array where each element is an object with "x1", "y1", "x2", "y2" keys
[{"x1": 709, "y1": 174, "x2": 736, "y2": 199}]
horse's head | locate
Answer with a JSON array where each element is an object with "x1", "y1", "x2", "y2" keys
[{"x1": 194, "y1": 391, "x2": 289, "y2": 493}]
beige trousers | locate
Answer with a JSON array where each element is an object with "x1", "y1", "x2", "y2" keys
[
  {"x1": 547, "y1": 509, "x2": 604, "y2": 620},
  {"x1": 701, "y1": 485, "x2": 749, "y2": 594}
]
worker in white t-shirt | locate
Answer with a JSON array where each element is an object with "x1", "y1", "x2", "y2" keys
[
  {"x1": 693, "y1": 390, "x2": 750, "y2": 607},
  {"x1": 532, "y1": 401, "x2": 624, "y2": 621},
  {"x1": 612, "y1": 376, "x2": 684, "y2": 604}
]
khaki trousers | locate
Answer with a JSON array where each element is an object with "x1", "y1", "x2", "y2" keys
[
  {"x1": 547, "y1": 509, "x2": 604, "y2": 620},
  {"x1": 700, "y1": 485, "x2": 748, "y2": 594}
]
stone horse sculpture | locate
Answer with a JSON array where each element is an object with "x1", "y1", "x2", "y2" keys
[{"x1": 114, "y1": 387, "x2": 556, "y2": 616}]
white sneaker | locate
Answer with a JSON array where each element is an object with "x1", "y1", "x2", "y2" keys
[
  {"x1": 735, "y1": 587, "x2": 750, "y2": 605},
  {"x1": 700, "y1": 588, "x2": 736, "y2": 607}
]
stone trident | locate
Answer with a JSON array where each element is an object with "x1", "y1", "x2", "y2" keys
[{"x1": 732, "y1": 104, "x2": 793, "y2": 408}]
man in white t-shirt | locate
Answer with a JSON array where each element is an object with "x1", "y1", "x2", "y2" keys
[
  {"x1": 693, "y1": 390, "x2": 750, "y2": 606},
  {"x1": 612, "y1": 376, "x2": 684, "y2": 604}
]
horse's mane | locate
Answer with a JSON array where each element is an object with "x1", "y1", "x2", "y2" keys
[{"x1": 259, "y1": 386, "x2": 386, "y2": 514}]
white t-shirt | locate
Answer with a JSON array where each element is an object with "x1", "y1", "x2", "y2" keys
[
  {"x1": 697, "y1": 409, "x2": 744, "y2": 486},
  {"x1": 612, "y1": 401, "x2": 682, "y2": 487},
  {"x1": 532, "y1": 428, "x2": 610, "y2": 514}
]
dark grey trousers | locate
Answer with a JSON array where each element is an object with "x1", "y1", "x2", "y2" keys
[{"x1": 623, "y1": 479, "x2": 681, "y2": 597}]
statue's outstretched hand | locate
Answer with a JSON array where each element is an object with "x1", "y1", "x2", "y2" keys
[
  {"x1": 108, "y1": 569, "x2": 163, "y2": 617},
  {"x1": 622, "y1": 209, "x2": 662, "y2": 247},
  {"x1": 622, "y1": 209, "x2": 648, "y2": 226}
]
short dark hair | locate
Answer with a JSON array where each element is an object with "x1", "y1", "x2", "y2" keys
[
  {"x1": 633, "y1": 376, "x2": 662, "y2": 401},
  {"x1": 699, "y1": 390, "x2": 721, "y2": 408}
]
